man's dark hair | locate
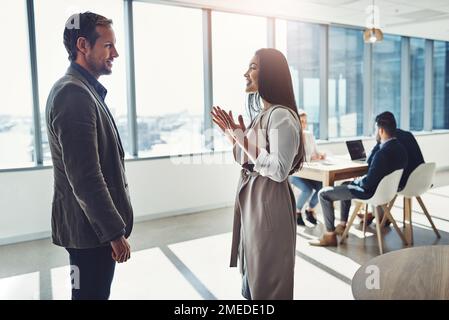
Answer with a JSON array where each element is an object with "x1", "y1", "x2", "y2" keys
[
  {"x1": 63, "y1": 12, "x2": 113, "y2": 61},
  {"x1": 375, "y1": 111, "x2": 397, "y2": 137}
]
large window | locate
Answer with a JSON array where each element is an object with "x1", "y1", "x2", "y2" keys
[
  {"x1": 212, "y1": 12, "x2": 267, "y2": 151},
  {"x1": 276, "y1": 20, "x2": 321, "y2": 138},
  {"x1": 3, "y1": 2, "x2": 449, "y2": 171},
  {"x1": 0, "y1": 1, "x2": 34, "y2": 169},
  {"x1": 433, "y1": 41, "x2": 449, "y2": 130},
  {"x1": 134, "y1": 2, "x2": 205, "y2": 156},
  {"x1": 373, "y1": 34, "x2": 402, "y2": 125},
  {"x1": 35, "y1": 0, "x2": 128, "y2": 162},
  {"x1": 328, "y1": 26, "x2": 364, "y2": 138},
  {"x1": 410, "y1": 38, "x2": 425, "y2": 131}
]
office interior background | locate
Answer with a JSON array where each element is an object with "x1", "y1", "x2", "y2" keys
[{"x1": 0, "y1": 0, "x2": 449, "y2": 299}]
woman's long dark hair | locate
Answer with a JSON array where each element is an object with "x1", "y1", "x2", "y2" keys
[{"x1": 247, "y1": 48, "x2": 305, "y2": 171}]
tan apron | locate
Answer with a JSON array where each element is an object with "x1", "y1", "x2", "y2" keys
[{"x1": 230, "y1": 105, "x2": 301, "y2": 300}]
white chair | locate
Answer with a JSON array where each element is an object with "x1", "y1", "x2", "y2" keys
[
  {"x1": 340, "y1": 169, "x2": 407, "y2": 255},
  {"x1": 388, "y1": 163, "x2": 440, "y2": 245}
]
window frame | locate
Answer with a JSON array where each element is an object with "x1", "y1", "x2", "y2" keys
[{"x1": 1, "y1": 0, "x2": 448, "y2": 172}]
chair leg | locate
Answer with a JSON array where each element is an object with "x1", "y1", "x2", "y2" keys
[
  {"x1": 380, "y1": 205, "x2": 391, "y2": 228},
  {"x1": 388, "y1": 195, "x2": 398, "y2": 211},
  {"x1": 373, "y1": 206, "x2": 384, "y2": 255},
  {"x1": 382, "y1": 205, "x2": 408, "y2": 246},
  {"x1": 380, "y1": 195, "x2": 398, "y2": 228},
  {"x1": 404, "y1": 197, "x2": 413, "y2": 245},
  {"x1": 379, "y1": 195, "x2": 396, "y2": 228},
  {"x1": 380, "y1": 211, "x2": 388, "y2": 228},
  {"x1": 340, "y1": 202, "x2": 363, "y2": 245},
  {"x1": 416, "y1": 196, "x2": 441, "y2": 239},
  {"x1": 403, "y1": 196, "x2": 406, "y2": 228},
  {"x1": 387, "y1": 195, "x2": 397, "y2": 227},
  {"x1": 363, "y1": 204, "x2": 368, "y2": 236}
]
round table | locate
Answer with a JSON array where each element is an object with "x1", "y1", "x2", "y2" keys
[{"x1": 352, "y1": 245, "x2": 449, "y2": 300}]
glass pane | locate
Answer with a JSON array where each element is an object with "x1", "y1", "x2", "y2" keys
[
  {"x1": 35, "y1": 0, "x2": 128, "y2": 162},
  {"x1": 134, "y1": 2, "x2": 204, "y2": 157},
  {"x1": 276, "y1": 20, "x2": 320, "y2": 138},
  {"x1": 329, "y1": 26, "x2": 364, "y2": 138},
  {"x1": 433, "y1": 41, "x2": 449, "y2": 130},
  {"x1": 212, "y1": 11, "x2": 267, "y2": 151},
  {"x1": 0, "y1": 2, "x2": 34, "y2": 169},
  {"x1": 410, "y1": 38, "x2": 425, "y2": 132},
  {"x1": 373, "y1": 34, "x2": 401, "y2": 126}
]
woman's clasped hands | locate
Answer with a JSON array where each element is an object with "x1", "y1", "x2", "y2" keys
[{"x1": 211, "y1": 106, "x2": 246, "y2": 145}]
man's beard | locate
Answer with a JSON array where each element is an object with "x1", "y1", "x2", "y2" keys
[
  {"x1": 87, "y1": 59, "x2": 111, "y2": 77},
  {"x1": 376, "y1": 132, "x2": 381, "y2": 143}
]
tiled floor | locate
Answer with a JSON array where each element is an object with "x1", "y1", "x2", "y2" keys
[{"x1": 1, "y1": 177, "x2": 448, "y2": 300}]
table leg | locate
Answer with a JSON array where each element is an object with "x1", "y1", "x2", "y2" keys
[{"x1": 323, "y1": 175, "x2": 331, "y2": 187}]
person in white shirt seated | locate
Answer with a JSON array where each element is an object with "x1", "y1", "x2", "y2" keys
[{"x1": 289, "y1": 109, "x2": 325, "y2": 226}]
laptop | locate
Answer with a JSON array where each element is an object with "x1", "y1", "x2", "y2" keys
[{"x1": 346, "y1": 140, "x2": 367, "y2": 162}]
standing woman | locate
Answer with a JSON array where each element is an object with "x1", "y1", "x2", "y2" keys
[{"x1": 211, "y1": 48, "x2": 305, "y2": 300}]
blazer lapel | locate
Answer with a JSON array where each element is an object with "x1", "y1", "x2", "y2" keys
[{"x1": 66, "y1": 67, "x2": 125, "y2": 158}]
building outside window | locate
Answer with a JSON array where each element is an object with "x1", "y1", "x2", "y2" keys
[
  {"x1": 0, "y1": 1, "x2": 35, "y2": 169},
  {"x1": 433, "y1": 41, "x2": 449, "y2": 130},
  {"x1": 276, "y1": 20, "x2": 321, "y2": 138},
  {"x1": 329, "y1": 26, "x2": 364, "y2": 138}
]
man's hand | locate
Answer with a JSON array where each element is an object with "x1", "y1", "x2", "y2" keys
[{"x1": 111, "y1": 236, "x2": 131, "y2": 263}]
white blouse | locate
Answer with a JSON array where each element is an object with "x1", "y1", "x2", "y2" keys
[{"x1": 234, "y1": 108, "x2": 300, "y2": 183}]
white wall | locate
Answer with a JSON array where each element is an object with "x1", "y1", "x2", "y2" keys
[{"x1": 0, "y1": 132, "x2": 448, "y2": 245}]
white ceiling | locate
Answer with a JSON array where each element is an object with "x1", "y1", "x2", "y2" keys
[{"x1": 168, "y1": 0, "x2": 449, "y2": 41}]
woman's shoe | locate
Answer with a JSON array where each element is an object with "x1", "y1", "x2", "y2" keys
[
  {"x1": 305, "y1": 209, "x2": 318, "y2": 225},
  {"x1": 297, "y1": 212, "x2": 305, "y2": 226}
]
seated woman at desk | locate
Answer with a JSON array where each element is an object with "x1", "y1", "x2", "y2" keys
[{"x1": 289, "y1": 109, "x2": 326, "y2": 226}]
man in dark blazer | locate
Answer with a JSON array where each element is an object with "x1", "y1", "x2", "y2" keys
[
  {"x1": 360, "y1": 111, "x2": 425, "y2": 224},
  {"x1": 367, "y1": 114, "x2": 425, "y2": 189},
  {"x1": 310, "y1": 112, "x2": 408, "y2": 246},
  {"x1": 46, "y1": 12, "x2": 133, "y2": 299}
]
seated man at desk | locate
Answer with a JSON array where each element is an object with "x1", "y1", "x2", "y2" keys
[
  {"x1": 310, "y1": 112, "x2": 408, "y2": 246},
  {"x1": 289, "y1": 109, "x2": 325, "y2": 226},
  {"x1": 358, "y1": 111, "x2": 425, "y2": 225}
]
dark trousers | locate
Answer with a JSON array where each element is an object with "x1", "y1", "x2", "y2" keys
[
  {"x1": 318, "y1": 181, "x2": 358, "y2": 232},
  {"x1": 66, "y1": 246, "x2": 116, "y2": 300}
]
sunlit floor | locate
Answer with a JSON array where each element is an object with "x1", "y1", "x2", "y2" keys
[{"x1": 1, "y1": 173, "x2": 448, "y2": 300}]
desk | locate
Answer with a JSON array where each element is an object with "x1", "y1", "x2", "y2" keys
[
  {"x1": 293, "y1": 156, "x2": 368, "y2": 187},
  {"x1": 352, "y1": 245, "x2": 449, "y2": 300}
]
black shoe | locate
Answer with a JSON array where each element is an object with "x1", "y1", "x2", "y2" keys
[
  {"x1": 297, "y1": 212, "x2": 305, "y2": 226},
  {"x1": 305, "y1": 209, "x2": 318, "y2": 225}
]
